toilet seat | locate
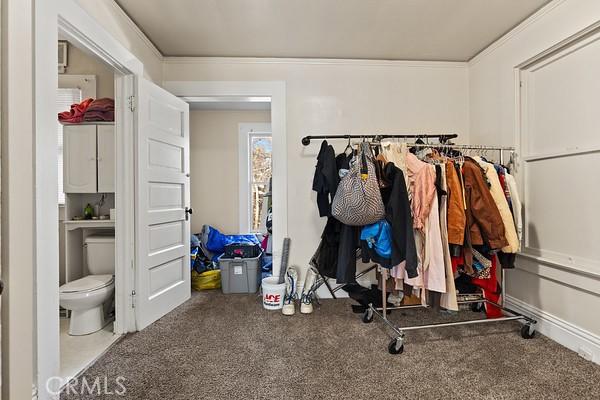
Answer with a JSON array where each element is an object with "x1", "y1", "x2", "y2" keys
[{"x1": 60, "y1": 274, "x2": 114, "y2": 294}]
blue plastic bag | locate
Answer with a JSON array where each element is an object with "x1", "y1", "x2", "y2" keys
[
  {"x1": 360, "y1": 220, "x2": 392, "y2": 259},
  {"x1": 204, "y1": 225, "x2": 259, "y2": 254}
]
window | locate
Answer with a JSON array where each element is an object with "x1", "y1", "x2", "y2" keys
[
  {"x1": 239, "y1": 123, "x2": 272, "y2": 233},
  {"x1": 57, "y1": 88, "x2": 82, "y2": 204},
  {"x1": 249, "y1": 134, "x2": 272, "y2": 232}
]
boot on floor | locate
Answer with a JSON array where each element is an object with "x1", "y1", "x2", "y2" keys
[
  {"x1": 300, "y1": 266, "x2": 319, "y2": 314},
  {"x1": 282, "y1": 266, "x2": 299, "y2": 316}
]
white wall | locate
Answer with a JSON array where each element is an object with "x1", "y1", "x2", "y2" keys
[
  {"x1": 74, "y1": 0, "x2": 162, "y2": 83},
  {"x1": 469, "y1": 0, "x2": 600, "y2": 359},
  {"x1": 189, "y1": 109, "x2": 271, "y2": 234},
  {"x1": 165, "y1": 59, "x2": 469, "y2": 282},
  {"x1": 64, "y1": 42, "x2": 114, "y2": 98}
]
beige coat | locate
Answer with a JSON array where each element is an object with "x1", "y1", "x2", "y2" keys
[{"x1": 473, "y1": 157, "x2": 519, "y2": 253}]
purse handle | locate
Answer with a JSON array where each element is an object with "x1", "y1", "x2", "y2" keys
[{"x1": 359, "y1": 141, "x2": 372, "y2": 181}]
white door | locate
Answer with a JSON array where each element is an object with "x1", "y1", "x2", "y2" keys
[
  {"x1": 135, "y1": 78, "x2": 191, "y2": 330},
  {"x1": 97, "y1": 125, "x2": 115, "y2": 193},
  {"x1": 63, "y1": 125, "x2": 97, "y2": 193}
]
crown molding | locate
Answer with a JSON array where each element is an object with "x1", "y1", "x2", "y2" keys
[
  {"x1": 162, "y1": 56, "x2": 468, "y2": 69},
  {"x1": 468, "y1": 0, "x2": 568, "y2": 66},
  {"x1": 108, "y1": 0, "x2": 164, "y2": 61}
]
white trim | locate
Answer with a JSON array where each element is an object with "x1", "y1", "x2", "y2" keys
[
  {"x1": 506, "y1": 295, "x2": 600, "y2": 365},
  {"x1": 522, "y1": 146, "x2": 600, "y2": 162},
  {"x1": 164, "y1": 81, "x2": 287, "y2": 276},
  {"x1": 162, "y1": 56, "x2": 467, "y2": 69},
  {"x1": 32, "y1": 1, "x2": 141, "y2": 398},
  {"x1": 517, "y1": 19, "x2": 600, "y2": 70},
  {"x1": 517, "y1": 25, "x2": 600, "y2": 284},
  {"x1": 468, "y1": 0, "x2": 569, "y2": 65},
  {"x1": 2, "y1": 0, "x2": 36, "y2": 398},
  {"x1": 107, "y1": 0, "x2": 164, "y2": 61},
  {"x1": 515, "y1": 255, "x2": 600, "y2": 296},
  {"x1": 35, "y1": 0, "x2": 61, "y2": 397},
  {"x1": 57, "y1": 0, "x2": 143, "y2": 76},
  {"x1": 238, "y1": 123, "x2": 272, "y2": 233}
]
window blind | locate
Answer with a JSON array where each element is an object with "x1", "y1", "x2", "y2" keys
[{"x1": 57, "y1": 88, "x2": 82, "y2": 204}]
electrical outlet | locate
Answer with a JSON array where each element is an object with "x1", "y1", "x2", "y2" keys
[{"x1": 578, "y1": 347, "x2": 593, "y2": 361}]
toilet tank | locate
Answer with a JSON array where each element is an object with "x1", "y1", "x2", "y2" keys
[{"x1": 85, "y1": 235, "x2": 115, "y2": 275}]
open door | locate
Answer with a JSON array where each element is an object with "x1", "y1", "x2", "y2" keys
[{"x1": 135, "y1": 78, "x2": 191, "y2": 330}]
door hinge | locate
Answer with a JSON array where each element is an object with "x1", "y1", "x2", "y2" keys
[
  {"x1": 519, "y1": 81, "x2": 524, "y2": 88},
  {"x1": 131, "y1": 290, "x2": 136, "y2": 308},
  {"x1": 128, "y1": 95, "x2": 136, "y2": 112}
]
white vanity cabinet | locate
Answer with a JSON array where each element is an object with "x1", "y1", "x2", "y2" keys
[
  {"x1": 63, "y1": 123, "x2": 115, "y2": 193},
  {"x1": 97, "y1": 125, "x2": 115, "y2": 192}
]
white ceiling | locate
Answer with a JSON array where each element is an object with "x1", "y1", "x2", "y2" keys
[{"x1": 116, "y1": 0, "x2": 549, "y2": 61}]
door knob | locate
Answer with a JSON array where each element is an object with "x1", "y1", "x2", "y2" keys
[{"x1": 185, "y1": 207, "x2": 193, "y2": 221}]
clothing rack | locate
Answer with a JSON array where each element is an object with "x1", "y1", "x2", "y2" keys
[
  {"x1": 308, "y1": 136, "x2": 536, "y2": 354},
  {"x1": 301, "y1": 133, "x2": 458, "y2": 146}
]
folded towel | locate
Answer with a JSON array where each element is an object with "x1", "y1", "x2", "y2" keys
[{"x1": 83, "y1": 98, "x2": 115, "y2": 122}]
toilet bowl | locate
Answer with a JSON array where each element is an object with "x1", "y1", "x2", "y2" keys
[{"x1": 60, "y1": 235, "x2": 115, "y2": 336}]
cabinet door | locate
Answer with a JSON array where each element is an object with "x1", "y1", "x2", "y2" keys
[
  {"x1": 63, "y1": 125, "x2": 97, "y2": 193},
  {"x1": 97, "y1": 125, "x2": 115, "y2": 193}
]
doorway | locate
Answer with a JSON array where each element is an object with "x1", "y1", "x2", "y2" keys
[
  {"x1": 184, "y1": 97, "x2": 273, "y2": 288},
  {"x1": 165, "y1": 82, "x2": 288, "y2": 276},
  {"x1": 56, "y1": 38, "x2": 122, "y2": 381}
]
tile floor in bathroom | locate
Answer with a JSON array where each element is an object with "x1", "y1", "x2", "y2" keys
[{"x1": 59, "y1": 318, "x2": 120, "y2": 380}]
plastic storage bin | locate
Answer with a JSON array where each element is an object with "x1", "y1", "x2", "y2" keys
[{"x1": 219, "y1": 254, "x2": 262, "y2": 294}]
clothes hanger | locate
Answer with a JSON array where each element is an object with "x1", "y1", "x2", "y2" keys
[{"x1": 344, "y1": 136, "x2": 353, "y2": 155}]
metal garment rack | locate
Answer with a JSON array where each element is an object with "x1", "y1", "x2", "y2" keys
[
  {"x1": 301, "y1": 133, "x2": 458, "y2": 146},
  {"x1": 304, "y1": 134, "x2": 537, "y2": 354}
]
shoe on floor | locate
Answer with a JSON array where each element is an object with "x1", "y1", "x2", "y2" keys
[
  {"x1": 282, "y1": 266, "x2": 299, "y2": 316},
  {"x1": 388, "y1": 291, "x2": 404, "y2": 307},
  {"x1": 300, "y1": 266, "x2": 319, "y2": 314}
]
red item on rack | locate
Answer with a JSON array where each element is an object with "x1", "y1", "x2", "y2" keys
[
  {"x1": 472, "y1": 256, "x2": 503, "y2": 318},
  {"x1": 58, "y1": 98, "x2": 94, "y2": 123}
]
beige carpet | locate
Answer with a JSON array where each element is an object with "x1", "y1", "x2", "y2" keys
[{"x1": 61, "y1": 291, "x2": 600, "y2": 399}]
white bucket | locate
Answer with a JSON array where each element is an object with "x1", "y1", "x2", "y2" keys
[{"x1": 261, "y1": 277, "x2": 286, "y2": 310}]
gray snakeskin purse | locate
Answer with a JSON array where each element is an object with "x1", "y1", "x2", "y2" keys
[{"x1": 331, "y1": 142, "x2": 385, "y2": 226}]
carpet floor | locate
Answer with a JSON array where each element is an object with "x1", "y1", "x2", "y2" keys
[{"x1": 61, "y1": 291, "x2": 600, "y2": 399}]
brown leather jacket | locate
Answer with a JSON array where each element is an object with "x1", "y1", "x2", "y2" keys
[
  {"x1": 446, "y1": 162, "x2": 466, "y2": 245},
  {"x1": 462, "y1": 158, "x2": 508, "y2": 250}
]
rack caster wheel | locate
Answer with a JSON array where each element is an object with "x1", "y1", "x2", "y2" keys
[
  {"x1": 388, "y1": 338, "x2": 404, "y2": 355},
  {"x1": 362, "y1": 309, "x2": 374, "y2": 324},
  {"x1": 520, "y1": 324, "x2": 536, "y2": 339},
  {"x1": 470, "y1": 302, "x2": 484, "y2": 312}
]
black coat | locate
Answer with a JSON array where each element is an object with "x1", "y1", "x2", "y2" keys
[
  {"x1": 381, "y1": 163, "x2": 418, "y2": 278},
  {"x1": 312, "y1": 141, "x2": 338, "y2": 217}
]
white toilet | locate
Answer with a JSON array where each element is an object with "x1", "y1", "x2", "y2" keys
[{"x1": 60, "y1": 235, "x2": 115, "y2": 336}]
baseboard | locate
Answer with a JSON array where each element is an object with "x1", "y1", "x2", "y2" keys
[{"x1": 506, "y1": 295, "x2": 600, "y2": 365}]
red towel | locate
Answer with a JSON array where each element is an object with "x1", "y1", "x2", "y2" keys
[
  {"x1": 58, "y1": 98, "x2": 94, "y2": 123},
  {"x1": 83, "y1": 98, "x2": 115, "y2": 122}
]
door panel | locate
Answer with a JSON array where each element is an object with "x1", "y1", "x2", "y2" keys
[
  {"x1": 63, "y1": 125, "x2": 97, "y2": 193},
  {"x1": 136, "y1": 78, "x2": 190, "y2": 330},
  {"x1": 97, "y1": 125, "x2": 116, "y2": 192}
]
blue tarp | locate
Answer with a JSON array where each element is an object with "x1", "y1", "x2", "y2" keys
[{"x1": 203, "y1": 225, "x2": 260, "y2": 254}]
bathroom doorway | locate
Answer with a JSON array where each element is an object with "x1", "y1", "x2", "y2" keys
[{"x1": 56, "y1": 38, "x2": 122, "y2": 381}]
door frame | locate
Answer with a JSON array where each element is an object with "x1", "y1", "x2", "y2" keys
[
  {"x1": 164, "y1": 81, "x2": 288, "y2": 275},
  {"x1": 31, "y1": 1, "x2": 141, "y2": 397}
]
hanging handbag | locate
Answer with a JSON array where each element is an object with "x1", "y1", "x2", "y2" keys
[{"x1": 331, "y1": 141, "x2": 386, "y2": 226}]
